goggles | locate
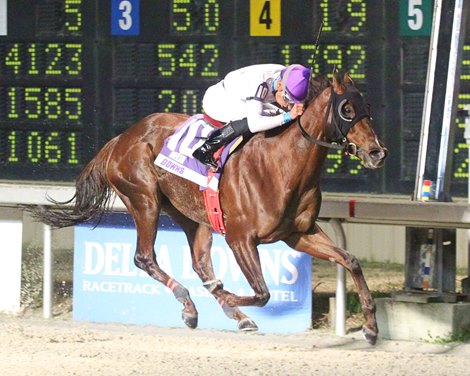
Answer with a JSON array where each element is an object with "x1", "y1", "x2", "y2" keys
[{"x1": 281, "y1": 90, "x2": 295, "y2": 106}]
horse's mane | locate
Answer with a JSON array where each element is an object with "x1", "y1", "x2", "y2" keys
[{"x1": 304, "y1": 75, "x2": 331, "y2": 106}]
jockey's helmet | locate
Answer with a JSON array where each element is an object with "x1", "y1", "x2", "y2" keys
[{"x1": 280, "y1": 64, "x2": 311, "y2": 103}]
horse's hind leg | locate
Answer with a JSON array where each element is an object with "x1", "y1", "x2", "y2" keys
[
  {"x1": 108, "y1": 143, "x2": 198, "y2": 328},
  {"x1": 284, "y1": 224, "x2": 378, "y2": 345},
  {"x1": 168, "y1": 210, "x2": 258, "y2": 331}
]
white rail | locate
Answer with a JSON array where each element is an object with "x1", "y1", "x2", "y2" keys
[{"x1": 2, "y1": 182, "x2": 470, "y2": 228}]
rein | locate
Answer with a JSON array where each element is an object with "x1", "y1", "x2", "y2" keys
[{"x1": 297, "y1": 115, "x2": 346, "y2": 151}]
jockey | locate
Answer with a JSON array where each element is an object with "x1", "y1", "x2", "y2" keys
[{"x1": 192, "y1": 63, "x2": 311, "y2": 169}]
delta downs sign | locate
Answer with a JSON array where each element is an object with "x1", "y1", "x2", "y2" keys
[{"x1": 73, "y1": 214, "x2": 312, "y2": 333}]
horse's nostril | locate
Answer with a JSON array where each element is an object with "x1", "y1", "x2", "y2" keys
[{"x1": 369, "y1": 148, "x2": 386, "y2": 160}]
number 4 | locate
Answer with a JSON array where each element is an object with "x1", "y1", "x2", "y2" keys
[
  {"x1": 259, "y1": 1, "x2": 272, "y2": 30},
  {"x1": 250, "y1": 0, "x2": 280, "y2": 36}
]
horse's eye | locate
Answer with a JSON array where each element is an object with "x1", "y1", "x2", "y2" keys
[{"x1": 338, "y1": 100, "x2": 354, "y2": 122}]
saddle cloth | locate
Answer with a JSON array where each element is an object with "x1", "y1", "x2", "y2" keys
[
  {"x1": 154, "y1": 114, "x2": 243, "y2": 234},
  {"x1": 155, "y1": 114, "x2": 241, "y2": 189}
]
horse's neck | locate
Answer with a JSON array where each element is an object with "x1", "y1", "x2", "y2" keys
[
  {"x1": 290, "y1": 118, "x2": 328, "y2": 183},
  {"x1": 257, "y1": 115, "x2": 328, "y2": 191}
]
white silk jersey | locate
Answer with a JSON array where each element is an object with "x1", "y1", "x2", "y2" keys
[{"x1": 202, "y1": 64, "x2": 291, "y2": 133}]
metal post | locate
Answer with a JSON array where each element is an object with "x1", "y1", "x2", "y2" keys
[
  {"x1": 435, "y1": 0, "x2": 466, "y2": 199},
  {"x1": 414, "y1": 0, "x2": 442, "y2": 200},
  {"x1": 464, "y1": 104, "x2": 470, "y2": 277},
  {"x1": 43, "y1": 224, "x2": 52, "y2": 319},
  {"x1": 329, "y1": 218, "x2": 346, "y2": 336},
  {"x1": 407, "y1": 0, "x2": 466, "y2": 294},
  {"x1": 414, "y1": 0, "x2": 467, "y2": 201}
]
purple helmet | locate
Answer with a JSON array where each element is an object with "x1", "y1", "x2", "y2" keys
[{"x1": 280, "y1": 64, "x2": 311, "y2": 103}]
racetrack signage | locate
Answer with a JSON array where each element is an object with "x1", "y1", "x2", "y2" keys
[{"x1": 73, "y1": 213, "x2": 312, "y2": 333}]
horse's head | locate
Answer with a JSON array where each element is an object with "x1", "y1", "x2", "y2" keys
[{"x1": 328, "y1": 70, "x2": 388, "y2": 169}]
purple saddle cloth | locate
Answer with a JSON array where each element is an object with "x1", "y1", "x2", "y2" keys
[{"x1": 155, "y1": 114, "x2": 241, "y2": 190}]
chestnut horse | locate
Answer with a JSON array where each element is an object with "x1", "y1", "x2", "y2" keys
[{"x1": 31, "y1": 72, "x2": 387, "y2": 344}]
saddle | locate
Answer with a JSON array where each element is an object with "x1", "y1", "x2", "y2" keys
[{"x1": 155, "y1": 114, "x2": 244, "y2": 235}]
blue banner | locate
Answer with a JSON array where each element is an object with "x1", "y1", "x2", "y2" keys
[{"x1": 73, "y1": 214, "x2": 312, "y2": 333}]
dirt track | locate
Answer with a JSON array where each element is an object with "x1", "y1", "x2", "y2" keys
[{"x1": 1, "y1": 314, "x2": 470, "y2": 376}]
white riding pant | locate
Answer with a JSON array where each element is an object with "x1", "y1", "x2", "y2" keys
[{"x1": 202, "y1": 81, "x2": 246, "y2": 124}]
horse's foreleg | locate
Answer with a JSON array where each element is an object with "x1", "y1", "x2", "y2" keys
[
  {"x1": 173, "y1": 214, "x2": 258, "y2": 331},
  {"x1": 285, "y1": 224, "x2": 378, "y2": 345},
  {"x1": 201, "y1": 236, "x2": 270, "y2": 331},
  {"x1": 189, "y1": 224, "x2": 258, "y2": 331}
]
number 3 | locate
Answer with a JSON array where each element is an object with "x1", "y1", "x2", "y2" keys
[
  {"x1": 119, "y1": 0, "x2": 133, "y2": 31},
  {"x1": 408, "y1": 0, "x2": 423, "y2": 31}
]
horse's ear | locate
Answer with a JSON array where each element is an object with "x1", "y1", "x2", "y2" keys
[
  {"x1": 332, "y1": 66, "x2": 344, "y2": 93},
  {"x1": 343, "y1": 72, "x2": 354, "y2": 86}
]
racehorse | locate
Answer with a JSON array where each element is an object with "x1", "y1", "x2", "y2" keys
[{"x1": 30, "y1": 70, "x2": 387, "y2": 345}]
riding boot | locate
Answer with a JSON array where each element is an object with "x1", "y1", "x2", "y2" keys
[{"x1": 192, "y1": 118, "x2": 250, "y2": 169}]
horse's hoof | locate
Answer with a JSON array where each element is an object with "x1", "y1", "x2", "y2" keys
[
  {"x1": 238, "y1": 318, "x2": 258, "y2": 332},
  {"x1": 362, "y1": 326, "x2": 378, "y2": 345},
  {"x1": 182, "y1": 313, "x2": 198, "y2": 329}
]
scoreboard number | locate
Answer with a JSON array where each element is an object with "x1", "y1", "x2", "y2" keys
[
  {"x1": 111, "y1": 0, "x2": 140, "y2": 36},
  {"x1": 250, "y1": 0, "x2": 281, "y2": 37},
  {"x1": 399, "y1": 0, "x2": 432, "y2": 36}
]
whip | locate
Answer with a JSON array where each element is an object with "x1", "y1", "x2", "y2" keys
[{"x1": 310, "y1": 20, "x2": 324, "y2": 78}]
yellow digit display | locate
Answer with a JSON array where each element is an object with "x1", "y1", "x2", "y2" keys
[
  {"x1": 155, "y1": 43, "x2": 219, "y2": 77},
  {"x1": 204, "y1": 0, "x2": 219, "y2": 32},
  {"x1": 65, "y1": 0, "x2": 82, "y2": 32},
  {"x1": 319, "y1": 0, "x2": 367, "y2": 32},
  {"x1": 171, "y1": 0, "x2": 219, "y2": 34},
  {"x1": 5, "y1": 87, "x2": 82, "y2": 121},
  {"x1": 7, "y1": 132, "x2": 19, "y2": 162},
  {"x1": 453, "y1": 94, "x2": 470, "y2": 179},
  {"x1": 5, "y1": 44, "x2": 21, "y2": 74},
  {"x1": 5, "y1": 130, "x2": 79, "y2": 165},
  {"x1": 1, "y1": 43, "x2": 82, "y2": 77},
  {"x1": 280, "y1": 44, "x2": 367, "y2": 83}
]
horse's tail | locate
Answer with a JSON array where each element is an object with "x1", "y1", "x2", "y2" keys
[{"x1": 28, "y1": 136, "x2": 120, "y2": 228}]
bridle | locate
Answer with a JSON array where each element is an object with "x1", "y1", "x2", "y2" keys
[{"x1": 297, "y1": 85, "x2": 370, "y2": 156}]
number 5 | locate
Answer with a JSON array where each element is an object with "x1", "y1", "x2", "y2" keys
[
  {"x1": 119, "y1": 0, "x2": 133, "y2": 31},
  {"x1": 408, "y1": 0, "x2": 423, "y2": 31}
]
